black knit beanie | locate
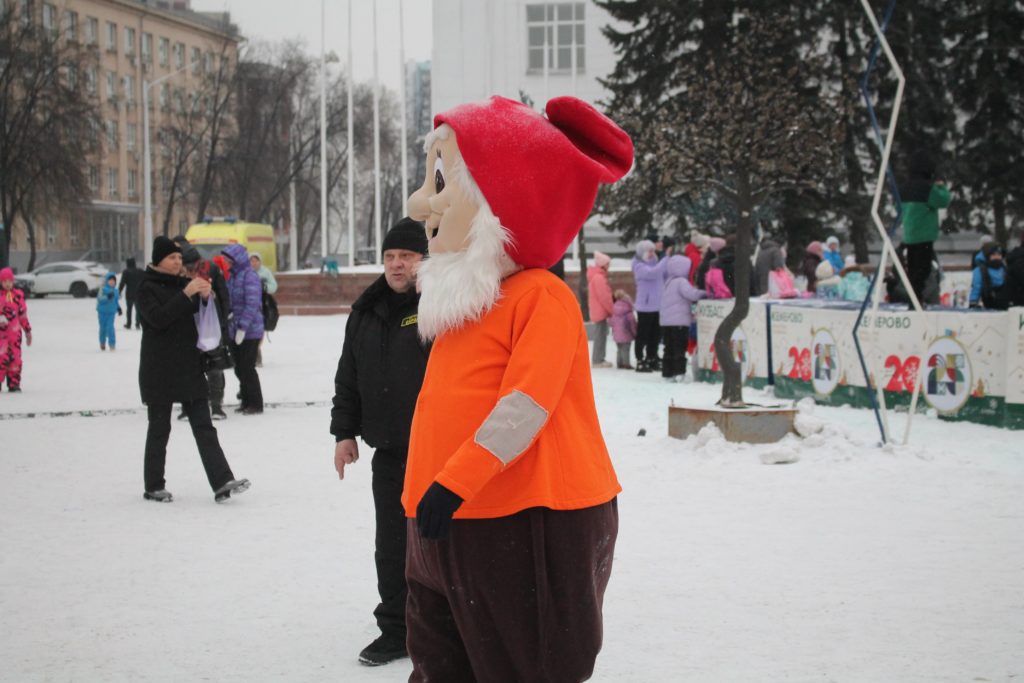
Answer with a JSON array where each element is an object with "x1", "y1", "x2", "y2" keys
[
  {"x1": 182, "y1": 247, "x2": 201, "y2": 265},
  {"x1": 152, "y1": 235, "x2": 182, "y2": 265},
  {"x1": 381, "y1": 217, "x2": 428, "y2": 256}
]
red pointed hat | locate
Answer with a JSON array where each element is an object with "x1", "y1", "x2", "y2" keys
[{"x1": 434, "y1": 95, "x2": 634, "y2": 269}]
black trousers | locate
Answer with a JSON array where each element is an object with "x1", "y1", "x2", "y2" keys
[
  {"x1": 231, "y1": 338, "x2": 263, "y2": 410},
  {"x1": 661, "y1": 325, "x2": 690, "y2": 378},
  {"x1": 635, "y1": 311, "x2": 661, "y2": 363},
  {"x1": 905, "y1": 242, "x2": 935, "y2": 306},
  {"x1": 406, "y1": 499, "x2": 618, "y2": 683},
  {"x1": 124, "y1": 299, "x2": 140, "y2": 328},
  {"x1": 144, "y1": 399, "x2": 234, "y2": 492},
  {"x1": 372, "y1": 449, "x2": 409, "y2": 639}
]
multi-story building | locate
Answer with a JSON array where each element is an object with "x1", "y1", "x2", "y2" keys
[
  {"x1": 405, "y1": 59, "x2": 431, "y2": 141},
  {"x1": 431, "y1": 0, "x2": 623, "y2": 115},
  {"x1": 7, "y1": 0, "x2": 239, "y2": 269},
  {"x1": 430, "y1": 0, "x2": 630, "y2": 258}
]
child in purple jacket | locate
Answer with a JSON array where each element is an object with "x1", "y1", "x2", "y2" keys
[
  {"x1": 610, "y1": 289, "x2": 638, "y2": 369},
  {"x1": 659, "y1": 255, "x2": 705, "y2": 381}
]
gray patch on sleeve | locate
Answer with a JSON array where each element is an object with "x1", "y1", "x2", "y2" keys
[{"x1": 474, "y1": 390, "x2": 549, "y2": 466}]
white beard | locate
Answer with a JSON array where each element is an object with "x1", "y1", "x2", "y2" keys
[{"x1": 417, "y1": 206, "x2": 520, "y2": 341}]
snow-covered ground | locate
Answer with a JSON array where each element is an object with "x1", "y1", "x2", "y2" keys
[{"x1": 2, "y1": 298, "x2": 1022, "y2": 682}]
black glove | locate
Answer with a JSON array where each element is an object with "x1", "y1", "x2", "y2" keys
[
  {"x1": 416, "y1": 482, "x2": 463, "y2": 541},
  {"x1": 117, "y1": 306, "x2": 123, "y2": 316}
]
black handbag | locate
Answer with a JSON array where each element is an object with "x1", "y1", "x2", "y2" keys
[{"x1": 202, "y1": 345, "x2": 234, "y2": 372}]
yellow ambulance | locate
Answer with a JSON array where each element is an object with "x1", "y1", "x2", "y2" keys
[{"x1": 185, "y1": 218, "x2": 278, "y2": 272}]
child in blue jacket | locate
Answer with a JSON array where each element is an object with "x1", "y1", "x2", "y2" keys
[{"x1": 96, "y1": 271, "x2": 121, "y2": 350}]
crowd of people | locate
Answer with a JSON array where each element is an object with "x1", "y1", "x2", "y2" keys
[{"x1": 586, "y1": 219, "x2": 1024, "y2": 383}]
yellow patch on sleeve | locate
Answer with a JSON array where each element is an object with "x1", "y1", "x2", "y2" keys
[{"x1": 401, "y1": 314, "x2": 418, "y2": 327}]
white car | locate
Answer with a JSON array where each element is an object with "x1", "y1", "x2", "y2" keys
[{"x1": 18, "y1": 261, "x2": 109, "y2": 298}]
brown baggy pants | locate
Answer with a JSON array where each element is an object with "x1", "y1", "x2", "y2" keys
[{"x1": 405, "y1": 499, "x2": 618, "y2": 683}]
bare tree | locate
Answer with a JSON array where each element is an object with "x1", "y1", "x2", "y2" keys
[
  {"x1": 157, "y1": 39, "x2": 237, "y2": 235},
  {"x1": 0, "y1": 3, "x2": 101, "y2": 268}
]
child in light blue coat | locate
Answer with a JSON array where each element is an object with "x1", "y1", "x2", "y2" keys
[{"x1": 96, "y1": 272, "x2": 120, "y2": 350}]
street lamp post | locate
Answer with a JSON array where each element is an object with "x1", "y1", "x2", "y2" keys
[{"x1": 142, "y1": 59, "x2": 200, "y2": 258}]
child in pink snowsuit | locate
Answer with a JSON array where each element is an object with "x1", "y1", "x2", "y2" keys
[
  {"x1": 610, "y1": 289, "x2": 638, "y2": 369},
  {"x1": 0, "y1": 267, "x2": 33, "y2": 392}
]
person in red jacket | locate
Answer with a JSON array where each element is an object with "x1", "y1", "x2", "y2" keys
[{"x1": 404, "y1": 95, "x2": 632, "y2": 682}]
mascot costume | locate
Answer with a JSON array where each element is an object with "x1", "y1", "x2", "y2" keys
[{"x1": 404, "y1": 95, "x2": 633, "y2": 681}]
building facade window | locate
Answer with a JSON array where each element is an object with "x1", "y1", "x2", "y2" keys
[
  {"x1": 124, "y1": 27, "x2": 135, "y2": 55},
  {"x1": 70, "y1": 217, "x2": 81, "y2": 246},
  {"x1": 174, "y1": 42, "x2": 185, "y2": 68},
  {"x1": 88, "y1": 165, "x2": 100, "y2": 192},
  {"x1": 191, "y1": 46, "x2": 200, "y2": 73},
  {"x1": 126, "y1": 122, "x2": 136, "y2": 151},
  {"x1": 174, "y1": 89, "x2": 184, "y2": 113},
  {"x1": 85, "y1": 16, "x2": 97, "y2": 45},
  {"x1": 160, "y1": 169, "x2": 170, "y2": 194},
  {"x1": 41, "y1": 2, "x2": 55, "y2": 34},
  {"x1": 159, "y1": 37, "x2": 169, "y2": 67},
  {"x1": 122, "y1": 74, "x2": 134, "y2": 103},
  {"x1": 106, "y1": 70, "x2": 116, "y2": 101},
  {"x1": 85, "y1": 65, "x2": 97, "y2": 94},
  {"x1": 63, "y1": 10, "x2": 77, "y2": 41},
  {"x1": 106, "y1": 120, "x2": 118, "y2": 148},
  {"x1": 159, "y1": 83, "x2": 169, "y2": 109},
  {"x1": 107, "y1": 168, "x2": 118, "y2": 198},
  {"x1": 65, "y1": 65, "x2": 77, "y2": 90},
  {"x1": 20, "y1": 0, "x2": 34, "y2": 27},
  {"x1": 127, "y1": 169, "x2": 137, "y2": 198},
  {"x1": 141, "y1": 32, "x2": 152, "y2": 61},
  {"x1": 525, "y1": 3, "x2": 585, "y2": 74},
  {"x1": 46, "y1": 217, "x2": 57, "y2": 244},
  {"x1": 106, "y1": 21, "x2": 116, "y2": 52}
]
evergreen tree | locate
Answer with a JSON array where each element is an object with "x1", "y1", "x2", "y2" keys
[
  {"x1": 947, "y1": 0, "x2": 1024, "y2": 244},
  {"x1": 595, "y1": 0, "x2": 736, "y2": 243}
]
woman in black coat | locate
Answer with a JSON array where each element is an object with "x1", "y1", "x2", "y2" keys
[{"x1": 136, "y1": 236, "x2": 250, "y2": 504}]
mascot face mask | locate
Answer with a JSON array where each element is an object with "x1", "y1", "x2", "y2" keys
[{"x1": 408, "y1": 130, "x2": 479, "y2": 255}]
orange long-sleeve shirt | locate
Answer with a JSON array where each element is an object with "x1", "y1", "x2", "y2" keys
[{"x1": 402, "y1": 268, "x2": 621, "y2": 519}]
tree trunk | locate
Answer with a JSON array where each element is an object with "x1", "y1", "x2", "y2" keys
[
  {"x1": 25, "y1": 216, "x2": 37, "y2": 271},
  {"x1": 0, "y1": 209, "x2": 11, "y2": 269},
  {"x1": 993, "y1": 193, "x2": 1007, "y2": 247},
  {"x1": 714, "y1": 174, "x2": 753, "y2": 408},
  {"x1": 577, "y1": 228, "x2": 589, "y2": 321}
]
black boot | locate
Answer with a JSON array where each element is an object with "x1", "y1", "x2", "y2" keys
[{"x1": 358, "y1": 634, "x2": 408, "y2": 666}]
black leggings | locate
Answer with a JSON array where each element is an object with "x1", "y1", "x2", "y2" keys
[
  {"x1": 635, "y1": 312, "x2": 661, "y2": 362},
  {"x1": 231, "y1": 338, "x2": 264, "y2": 410},
  {"x1": 905, "y1": 242, "x2": 935, "y2": 305},
  {"x1": 661, "y1": 326, "x2": 690, "y2": 378}
]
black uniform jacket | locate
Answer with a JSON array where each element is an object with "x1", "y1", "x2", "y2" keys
[{"x1": 330, "y1": 275, "x2": 429, "y2": 451}]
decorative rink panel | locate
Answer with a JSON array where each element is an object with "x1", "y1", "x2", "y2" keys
[{"x1": 695, "y1": 300, "x2": 1024, "y2": 430}]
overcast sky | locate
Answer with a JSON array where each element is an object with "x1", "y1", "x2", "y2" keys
[{"x1": 191, "y1": 0, "x2": 433, "y2": 91}]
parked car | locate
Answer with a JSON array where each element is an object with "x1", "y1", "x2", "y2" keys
[
  {"x1": 17, "y1": 261, "x2": 109, "y2": 298},
  {"x1": 13, "y1": 273, "x2": 33, "y2": 296}
]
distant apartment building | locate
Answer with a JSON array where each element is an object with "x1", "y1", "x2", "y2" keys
[
  {"x1": 6, "y1": 0, "x2": 239, "y2": 269},
  {"x1": 405, "y1": 59, "x2": 432, "y2": 140}
]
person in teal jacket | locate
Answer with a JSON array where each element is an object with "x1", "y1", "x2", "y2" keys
[
  {"x1": 96, "y1": 271, "x2": 121, "y2": 350},
  {"x1": 838, "y1": 264, "x2": 872, "y2": 302},
  {"x1": 901, "y1": 151, "x2": 951, "y2": 303}
]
